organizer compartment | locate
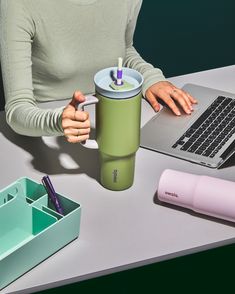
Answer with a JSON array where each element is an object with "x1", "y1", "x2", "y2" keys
[
  {"x1": 0, "y1": 205, "x2": 57, "y2": 258},
  {"x1": 17, "y1": 177, "x2": 47, "y2": 202},
  {"x1": 32, "y1": 191, "x2": 81, "y2": 221},
  {"x1": 0, "y1": 177, "x2": 81, "y2": 290}
]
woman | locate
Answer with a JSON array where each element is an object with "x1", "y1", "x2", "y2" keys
[{"x1": 0, "y1": 0, "x2": 197, "y2": 143}]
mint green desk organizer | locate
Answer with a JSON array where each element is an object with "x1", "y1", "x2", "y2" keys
[{"x1": 0, "y1": 177, "x2": 81, "y2": 290}]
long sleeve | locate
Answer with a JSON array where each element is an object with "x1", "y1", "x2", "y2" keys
[
  {"x1": 124, "y1": 0, "x2": 167, "y2": 97},
  {"x1": 0, "y1": 0, "x2": 166, "y2": 138},
  {"x1": 0, "y1": 0, "x2": 64, "y2": 136}
]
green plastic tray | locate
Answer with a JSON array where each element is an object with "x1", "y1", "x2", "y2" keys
[{"x1": 0, "y1": 177, "x2": 81, "y2": 290}]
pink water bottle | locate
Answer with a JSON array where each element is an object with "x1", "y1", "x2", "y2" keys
[{"x1": 158, "y1": 169, "x2": 235, "y2": 222}]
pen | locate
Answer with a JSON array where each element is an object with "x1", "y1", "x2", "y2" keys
[{"x1": 42, "y1": 175, "x2": 64, "y2": 215}]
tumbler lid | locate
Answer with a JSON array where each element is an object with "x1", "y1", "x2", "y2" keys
[{"x1": 94, "y1": 67, "x2": 143, "y2": 99}]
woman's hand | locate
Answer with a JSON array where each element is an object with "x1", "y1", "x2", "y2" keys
[
  {"x1": 145, "y1": 81, "x2": 197, "y2": 115},
  {"x1": 62, "y1": 91, "x2": 90, "y2": 143}
]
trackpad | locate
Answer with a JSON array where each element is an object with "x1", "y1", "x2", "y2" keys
[{"x1": 151, "y1": 104, "x2": 201, "y2": 128}]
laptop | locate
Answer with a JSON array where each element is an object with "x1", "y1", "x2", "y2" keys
[{"x1": 140, "y1": 83, "x2": 235, "y2": 168}]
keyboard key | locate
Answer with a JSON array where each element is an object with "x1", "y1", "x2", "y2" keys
[{"x1": 195, "y1": 149, "x2": 204, "y2": 155}]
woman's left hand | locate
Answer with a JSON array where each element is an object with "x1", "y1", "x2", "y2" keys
[{"x1": 145, "y1": 81, "x2": 197, "y2": 116}]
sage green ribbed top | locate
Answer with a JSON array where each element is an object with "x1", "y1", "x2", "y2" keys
[{"x1": 0, "y1": 0, "x2": 166, "y2": 136}]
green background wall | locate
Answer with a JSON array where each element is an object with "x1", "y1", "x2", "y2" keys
[{"x1": 134, "y1": 0, "x2": 235, "y2": 77}]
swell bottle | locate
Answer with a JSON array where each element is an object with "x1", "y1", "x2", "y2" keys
[{"x1": 158, "y1": 169, "x2": 235, "y2": 222}]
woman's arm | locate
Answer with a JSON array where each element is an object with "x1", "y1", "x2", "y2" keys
[
  {"x1": 124, "y1": 0, "x2": 197, "y2": 115},
  {"x1": 0, "y1": 0, "x2": 63, "y2": 136}
]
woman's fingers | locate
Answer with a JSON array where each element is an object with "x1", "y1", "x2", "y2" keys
[
  {"x1": 171, "y1": 88, "x2": 198, "y2": 113},
  {"x1": 156, "y1": 91, "x2": 181, "y2": 116},
  {"x1": 62, "y1": 118, "x2": 90, "y2": 130},
  {"x1": 169, "y1": 89, "x2": 192, "y2": 115},
  {"x1": 65, "y1": 134, "x2": 90, "y2": 144},
  {"x1": 64, "y1": 126, "x2": 90, "y2": 144},
  {"x1": 69, "y1": 90, "x2": 86, "y2": 108},
  {"x1": 62, "y1": 109, "x2": 89, "y2": 124},
  {"x1": 172, "y1": 89, "x2": 192, "y2": 109},
  {"x1": 145, "y1": 90, "x2": 161, "y2": 112},
  {"x1": 62, "y1": 90, "x2": 92, "y2": 143},
  {"x1": 64, "y1": 127, "x2": 91, "y2": 137},
  {"x1": 145, "y1": 81, "x2": 198, "y2": 116},
  {"x1": 62, "y1": 115, "x2": 90, "y2": 143},
  {"x1": 187, "y1": 92, "x2": 198, "y2": 104}
]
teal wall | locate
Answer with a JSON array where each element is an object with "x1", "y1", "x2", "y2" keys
[{"x1": 134, "y1": 0, "x2": 235, "y2": 77}]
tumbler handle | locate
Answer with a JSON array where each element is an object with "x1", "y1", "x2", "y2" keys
[{"x1": 77, "y1": 95, "x2": 99, "y2": 149}]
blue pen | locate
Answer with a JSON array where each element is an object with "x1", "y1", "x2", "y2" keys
[{"x1": 42, "y1": 175, "x2": 64, "y2": 215}]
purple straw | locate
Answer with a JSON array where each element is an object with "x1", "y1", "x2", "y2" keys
[{"x1": 115, "y1": 57, "x2": 123, "y2": 85}]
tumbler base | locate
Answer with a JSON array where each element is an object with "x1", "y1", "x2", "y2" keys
[{"x1": 100, "y1": 153, "x2": 136, "y2": 191}]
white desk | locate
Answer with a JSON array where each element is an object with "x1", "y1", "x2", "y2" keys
[{"x1": 1, "y1": 65, "x2": 235, "y2": 294}]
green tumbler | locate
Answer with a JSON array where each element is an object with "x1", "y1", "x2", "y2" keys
[{"x1": 78, "y1": 67, "x2": 143, "y2": 191}]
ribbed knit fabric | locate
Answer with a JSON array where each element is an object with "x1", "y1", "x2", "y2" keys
[{"x1": 0, "y1": 0, "x2": 166, "y2": 136}]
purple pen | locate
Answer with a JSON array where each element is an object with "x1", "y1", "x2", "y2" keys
[
  {"x1": 116, "y1": 57, "x2": 123, "y2": 86},
  {"x1": 42, "y1": 175, "x2": 64, "y2": 215}
]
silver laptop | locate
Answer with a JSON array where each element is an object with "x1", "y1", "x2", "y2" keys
[{"x1": 140, "y1": 83, "x2": 235, "y2": 168}]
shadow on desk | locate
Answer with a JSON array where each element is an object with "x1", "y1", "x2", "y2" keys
[{"x1": 0, "y1": 113, "x2": 100, "y2": 180}]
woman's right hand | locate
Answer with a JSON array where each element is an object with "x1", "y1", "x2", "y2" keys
[{"x1": 62, "y1": 91, "x2": 90, "y2": 143}]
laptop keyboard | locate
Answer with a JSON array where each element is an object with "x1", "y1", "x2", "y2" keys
[{"x1": 172, "y1": 96, "x2": 235, "y2": 158}]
